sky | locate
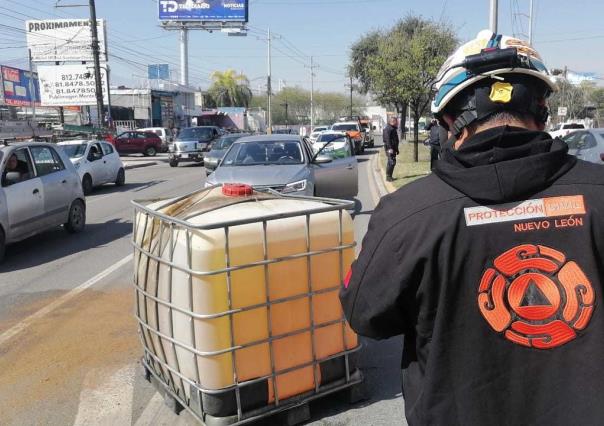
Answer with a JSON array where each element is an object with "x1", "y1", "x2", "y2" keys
[{"x1": 0, "y1": 0, "x2": 603, "y2": 96}]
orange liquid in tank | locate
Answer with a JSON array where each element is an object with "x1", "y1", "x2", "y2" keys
[{"x1": 137, "y1": 198, "x2": 358, "y2": 403}]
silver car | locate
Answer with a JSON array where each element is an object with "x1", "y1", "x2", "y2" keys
[
  {"x1": 562, "y1": 129, "x2": 604, "y2": 165},
  {"x1": 0, "y1": 142, "x2": 86, "y2": 262},
  {"x1": 205, "y1": 134, "x2": 358, "y2": 198}
]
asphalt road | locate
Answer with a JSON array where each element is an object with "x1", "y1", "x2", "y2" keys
[{"x1": 0, "y1": 143, "x2": 407, "y2": 426}]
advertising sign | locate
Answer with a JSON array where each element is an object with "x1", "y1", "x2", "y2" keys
[
  {"x1": 0, "y1": 66, "x2": 40, "y2": 107},
  {"x1": 148, "y1": 64, "x2": 170, "y2": 80},
  {"x1": 158, "y1": 0, "x2": 248, "y2": 22},
  {"x1": 26, "y1": 19, "x2": 107, "y2": 62},
  {"x1": 37, "y1": 64, "x2": 108, "y2": 107}
]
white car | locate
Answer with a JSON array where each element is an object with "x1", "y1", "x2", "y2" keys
[
  {"x1": 549, "y1": 122, "x2": 585, "y2": 139},
  {"x1": 58, "y1": 140, "x2": 125, "y2": 195}
]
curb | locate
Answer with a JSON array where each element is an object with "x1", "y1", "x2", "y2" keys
[
  {"x1": 124, "y1": 162, "x2": 158, "y2": 170},
  {"x1": 371, "y1": 150, "x2": 395, "y2": 195}
]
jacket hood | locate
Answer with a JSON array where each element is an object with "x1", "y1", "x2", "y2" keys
[{"x1": 434, "y1": 126, "x2": 576, "y2": 204}]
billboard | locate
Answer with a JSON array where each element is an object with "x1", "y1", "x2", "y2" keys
[
  {"x1": 37, "y1": 64, "x2": 109, "y2": 107},
  {"x1": 148, "y1": 64, "x2": 170, "y2": 80},
  {"x1": 26, "y1": 19, "x2": 107, "y2": 62},
  {"x1": 0, "y1": 66, "x2": 40, "y2": 107},
  {"x1": 158, "y1": 0, "x2": 248, "y2": 22}
]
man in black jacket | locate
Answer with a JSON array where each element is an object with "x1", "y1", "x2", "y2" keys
[
  {"x1": 382, "y1": 116, "x2": 400, "y2": 182},
  {"x1": 341, "y1": 30, "x2": 603, "y2": 426},
  {"x1": 425, "y1": 119, "x2": 447, "y2": 169}
]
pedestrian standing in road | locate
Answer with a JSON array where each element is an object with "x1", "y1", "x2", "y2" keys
[
  {"x1": 341, "y1": 30, "x2": 604, "y2": 426},
  {"x1": 425, "y1": 118, "x2": 443, "y2": 169},
  {"x1": 382, "y1": 116, "x2": 400, "y2": 182}
]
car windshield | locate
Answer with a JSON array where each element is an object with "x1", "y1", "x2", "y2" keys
[
  {"x1": 213, "y1": 135, "x2": 242, "y2": 150},
  {"x1": 62, "y1": 144, "x2": 88, "y2": 158},
  {"x1": 565, "y1": 124, "x2": 584, "y2": 129},
  {"x1": 317, "y1": 134, "x2": 347, "y2": 143},
  {"x1": 222, "y1": 141, "x2": 304, "y2": 166},
  {"x1": 178, "y1": 127, "x2": 213, "y2": 141},
  {"x1": 332, "y1": 124, "x2": 357, "y2": 131}
]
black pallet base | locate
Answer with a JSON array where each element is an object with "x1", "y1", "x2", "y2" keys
[{"x1": 143, "y1": 364, "x2": 366, "y2": 426}]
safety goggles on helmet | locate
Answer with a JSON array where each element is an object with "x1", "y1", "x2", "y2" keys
[{"x1": 431, "y1": 30, "x2": 558, "y2": 136}]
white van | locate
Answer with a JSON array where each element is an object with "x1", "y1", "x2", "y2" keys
[{"x1": 138, "y1": 127, "x2": 174, "y2": 152}]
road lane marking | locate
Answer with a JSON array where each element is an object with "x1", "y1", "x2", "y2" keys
[
  {"x1": 73, "y1": 364, "x2": 135, "y2": 426},
  {"x1": 133, "y1": 393, "x2": 166, "y2": 426},
  {"x1": 0, "y1": 254, "x2": 133, "y2": 347}
]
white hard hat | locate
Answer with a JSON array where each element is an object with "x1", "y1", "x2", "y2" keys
[{"x1": 432, "y1": 30, "x2": 558, "y2": 118}]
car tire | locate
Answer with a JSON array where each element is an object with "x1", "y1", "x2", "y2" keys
[
  {"x1": 0, "y1": 227, "x2": 5, "y2": 263},
  {"x1": 82, "y1": 174, "x2": 93, "y2": 195},
  {"x1": 115, "y1": 168, "x2": 125, "y2": 186},
  {"x1": 64, "y1": 200, "x2": 86, "y2": 234},
  {"x1": 169, "y1": 159, "x2": 179, "y2": 168},
  {"x1": 144, "y1": 146, "x2": 157, "y2": 157}
]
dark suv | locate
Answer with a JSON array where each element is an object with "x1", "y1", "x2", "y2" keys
[
  {"x1": 111, "y1": 131, "x2": 163, "y2": 157},
  {"x1": 169, "y1": 126, "x2": 223, "y2": 167}
]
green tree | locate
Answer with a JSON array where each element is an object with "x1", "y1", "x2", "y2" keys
[
  {"x1": 350, "y1": 15, "x2": 457, "y2": 161},
  {"x1": 208, "y1": 69, "x2": 253, "y2": 108}
]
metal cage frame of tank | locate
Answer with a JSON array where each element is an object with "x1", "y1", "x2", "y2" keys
[{"x1": 131, "y1": 187, "x2": 364, "y2": 425}]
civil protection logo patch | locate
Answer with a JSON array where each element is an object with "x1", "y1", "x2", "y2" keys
[{"x1": 478, "y1": 244, "x2": 595, "y2": 349}]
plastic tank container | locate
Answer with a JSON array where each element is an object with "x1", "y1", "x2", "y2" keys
[{"x1": 133, "y1": 185, "x2": 362, "y2": 424}]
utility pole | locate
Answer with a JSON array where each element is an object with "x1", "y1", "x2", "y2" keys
[
  {"x1": 528, "y1": 0, "x2": 534, "y2": 44},
  {"x1": 349, "y1": 75, "x2": 354, "y2": 117},
  {"x1": 267, "y1": 27, "x2": 272, "y2": 134},
  {"x1": 28, "y1": 49, "x2": 36, "y2": 121},
  {"x1": 489, "y1": 0, "x2": 498, "y2": 33},
  {"x1": 281, "y1": 95, "x2": 289, "y2": 130},
  {"x1": 180, "y1": 27, "x2": 189, "y2": 86},
  {"x1": 88, "y1": 0, "x2": 105, "y2": 128},
  {"x1": 305, "y1": 56, "x2": 318, "y2": 129}
]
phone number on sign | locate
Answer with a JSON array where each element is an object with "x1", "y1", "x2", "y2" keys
[
  {"x1": 54, "y1": 81, "x2": 97, "y2": 88},
  {"x1": 60, "y1": 73, "x2": 104, "y2": 81},
  {"x1": 51, "y1": 88, "x2": 100, "y2": 95}
]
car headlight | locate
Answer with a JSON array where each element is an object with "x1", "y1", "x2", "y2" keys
[
  {"x1": 205, "y1": 181, "x2": 215, "y2": 188},
  {"x1": 282, "y1": 180, "x2": 307, "y2": 193}
]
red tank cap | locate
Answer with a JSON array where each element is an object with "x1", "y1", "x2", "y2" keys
[{"x1": 222, "y1": 183, "x2": 254, "y2": 197}]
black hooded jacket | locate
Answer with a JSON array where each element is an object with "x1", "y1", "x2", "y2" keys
[{"x1": 340, "y1": 126, "x2": 604, "y2": 426}]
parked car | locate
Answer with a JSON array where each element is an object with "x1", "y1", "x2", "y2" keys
[
  {"x1": 562, "y1": 129, "x2": 604, "y2": 164},
  {"x1": 331, "y1": 122, "x2": 364, "y2": 155},
  {"x1": 0, "y1": 142, "x2": 86, "y2": 262},
  {"x1": 138, "y1": 127, "x2": 174, "y2": 152},
  {"x1": 205, "y1": 134, "x2": 358, "y2": 199},
  {"x1": 110, "y1": 131, "x2": 162, "y2": 157},
  {"x1": 58, "y1": 140, "x2": 125, "y2": 195},
  {"x1": 549, "y1": 122, "x2": 585, "y2": 139},
  {"x1": 203, "y1": 133, "x2": 250, "y2": 175},
  {"x1": 169, "y1": 126, "x2": 222, "y2": 167},
  {"x1": 309, "y1": 126, "x2": 329, "y2": 144}
]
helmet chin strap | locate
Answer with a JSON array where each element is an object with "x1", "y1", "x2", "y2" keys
[{"x1": 452, "y1": 111, "x2": 478, "y2": 137}]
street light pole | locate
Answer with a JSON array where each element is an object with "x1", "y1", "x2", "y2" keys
[
  {"x1": 267, "y1": 27, "x2": 273, "y2": 134},
  {"x1": 88, "y1": 0, "x2": 105, "y2": 127},
  {"x1": 310, "y1": 55, "x2": 315, "y2": 129},
  {"x1": 489, "y1": 0, "x2": 498, "y2": 33}
]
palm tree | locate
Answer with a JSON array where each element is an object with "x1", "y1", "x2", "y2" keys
[{"x1": 209, "y1": 70, "x2": 253, "y2": 108}]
